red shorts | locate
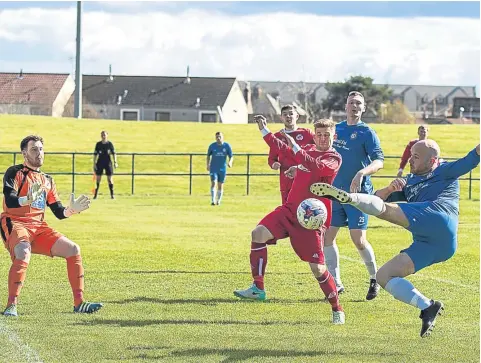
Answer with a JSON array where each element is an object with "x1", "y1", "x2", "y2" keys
[
  {"x1": 1, "y1": 216, "x2": 62, "y2": 259},
  {"x1": 258, "y1": 204, "x2": 325, "y2": 264}
]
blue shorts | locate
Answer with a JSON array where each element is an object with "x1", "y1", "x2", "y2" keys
[
  {"x1": 399, "y1": 202, "x2": 457, "y2": 272},
  {"x1": 210, "y1": 170, "x2": 226, "y2": 183},
  {"x1": 331, "y1": 201, "x2": 369, "y2": 230}
]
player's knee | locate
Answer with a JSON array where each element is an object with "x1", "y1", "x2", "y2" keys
[
  {"x1": 309, "y1": 263, "x2": 327, "y2": 278},
  {"x1": 69, "y1": 243, "x2": 81, "y2": 257},
  {"x1": 375, "y1": 267, "x2": 390, "y2": 288},
  {"x1": 251, "y1": 226, "x2": 268, "y2": 243},
  {"x1": 14, "y1": 242, "x2": 31, "y2": 261},
  {"x1": 352, "y1": 236, "x2": 368, "y2": 249}
]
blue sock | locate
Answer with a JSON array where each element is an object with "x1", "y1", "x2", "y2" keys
[
  {"x1": 216, "y1": 190, "x2": 223, "y2": 204},
  {"x1": 210, "y1": 188, "x2": 216, "y2": 203},
  {"x1": 385, "y1": 277, "x2": 432, "y2": 310}
]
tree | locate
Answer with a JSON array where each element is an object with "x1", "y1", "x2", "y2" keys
[
  {"x1": 321, "y1": 75, "x2": 392, "y2": 115},
  {"x1": 378, "y1": 100, "x2": 415, "y2": 124}
]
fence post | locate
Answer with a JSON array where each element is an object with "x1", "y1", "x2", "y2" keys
[
  {"x1": 189, "y1": 154, "x2": 193, "y2": 195},
  {"x1": 12, "y1": 153, "x2": 16, "y2": 165},
  {"x1": 246, "y1": 154, "x2": 250, "y2": 195},
  {"x1": 131, "y1": 154, "x2": 135, "y2": 195},
  {"x1": 469, "y1": 170, "x2": 472, "y2": 200},
  {"x1": 71, "y1": 153, "x2": 75, "y2": 193}
]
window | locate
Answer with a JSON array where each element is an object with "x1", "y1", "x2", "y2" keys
[
  {"x1": 155, "y1": 112, "x2": 170, "y2": 121},
  {"x1": 201, "y1": 113, "x2": 217, "y2": 123},
  {"x1": 121, "y1": 110, "x2": 139, "y2": 121}
]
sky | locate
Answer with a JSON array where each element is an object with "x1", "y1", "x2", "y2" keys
[{"x1": 0, "y1": 1, "x2": 479, "y2": 89}]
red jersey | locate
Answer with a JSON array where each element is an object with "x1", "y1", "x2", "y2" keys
[
  {"x1": 399, "y1": 139, "x2": 419, "y2": 170},
  {"x1": 263, "y1": 133, "x2": 342, "y2": 228},
  {"x1": 267, "y1": 128, "x2": 315, "y2": 202}
]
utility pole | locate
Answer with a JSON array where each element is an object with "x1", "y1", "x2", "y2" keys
[{"x1": 74, "y1": 1, "x2": 82, "y2": 119}]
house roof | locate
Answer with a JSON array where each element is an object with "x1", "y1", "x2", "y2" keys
[
  {"x1": 78, "y1": 75, "x2": 236, "y2": 109},
  {"x1": 240, "y1": 80, "x2": 476, "y2": 105},
  {"x1": 0, "y1": 72, "x2": 69, "y2": 105}
]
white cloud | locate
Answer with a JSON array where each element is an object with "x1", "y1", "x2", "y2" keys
[{"x1": 0, "y1": 7, "x2": 479, "y2": 88}]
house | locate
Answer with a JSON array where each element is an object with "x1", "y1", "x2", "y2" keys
[
  {"x1": 65, "y1": 74, "x2": 248, "y2": 123},
  {"x1": 240, "y1": 80, "x2": 477, "y2": 121},
  {"x1": 452, "y1": 97, "x2": 480, "y2": 122},
  {"x1": 0, "y1": 72, "x2": 75, "y2": 117}
]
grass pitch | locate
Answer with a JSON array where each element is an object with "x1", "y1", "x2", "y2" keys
[{"x1": 0, "y1": 115, "x2": 479, "y2": 362}]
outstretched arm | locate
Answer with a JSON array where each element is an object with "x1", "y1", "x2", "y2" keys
[
  {"x1": 255, "y1": 115, "x2": 292, "y2": 157},
  {"x1": 438, "y1": 145, "x2": 480, "y2": 179}
]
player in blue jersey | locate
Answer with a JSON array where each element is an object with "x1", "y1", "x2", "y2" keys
[
  {"x1": 325, "y1": 91, "x2": 384, "y2": 300},
  {"x1": 310, "y1": 140, "x2": 480, "y2": 337},
  {"x1": 206, "y1": 132, "x2": 233, "y2": 205}
]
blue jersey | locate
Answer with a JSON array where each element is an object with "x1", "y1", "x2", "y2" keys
[
  {"x1": 207, "y1": 142, "x2": 233, "y2": 171},
  {"x1": 332, "y1": 121, "x2": 384, "y2": 194},
  {"x1": 393, "y1": 148, "x2": 480, "y2": 218}
]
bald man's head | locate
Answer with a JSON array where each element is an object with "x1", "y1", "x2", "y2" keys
[{"x1": 409, "y1": 140, "x2": 441, "y2": 175}]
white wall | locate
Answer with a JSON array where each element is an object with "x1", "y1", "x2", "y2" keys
[{"x1": 221, "y1": 80, "x2": 248, "y2": 124}]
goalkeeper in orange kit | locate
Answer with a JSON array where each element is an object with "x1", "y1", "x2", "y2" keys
[{"x1": 0, "y1": 135, "x2": 103, "y2": 316}]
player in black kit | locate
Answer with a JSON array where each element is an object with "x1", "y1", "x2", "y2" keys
[{"x1": 93, "y1": 131, "x2": 118, "y2": 199}]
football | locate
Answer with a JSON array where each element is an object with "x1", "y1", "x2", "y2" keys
[{"x1": 297, "y1": 198, "x2": 328, "y2": 230}]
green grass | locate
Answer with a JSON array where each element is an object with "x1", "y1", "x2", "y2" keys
[
  {"x1": 0, "y1": 195, "x2": 479, "y2": 362},
  {"x1": 0, "y1": 114, "x2": 479, "y2": 199},
  {"x1": 0, "y1": 115, "x2": 479, "y2": 362}
]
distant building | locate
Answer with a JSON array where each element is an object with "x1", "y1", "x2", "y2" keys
[
  {"x1": 240, "y1": 80, "x2": 477, "y2": 122},
  {"x1": 65, "y1": 74, "x2": 248, "y2": 123},
  {"x1": 0, "y1": 72, "x2": 75, "y2": 117}
]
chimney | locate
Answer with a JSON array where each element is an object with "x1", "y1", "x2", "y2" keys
[
  {"x1": 243, "y1": 82, "x2": 253, "y2": 114},
  {"x1": 107, "y1": 64, "x2": 114, "y2": 82},
  {"x1": 184, "y1": 65, "x2": 191, "y2": 84}
]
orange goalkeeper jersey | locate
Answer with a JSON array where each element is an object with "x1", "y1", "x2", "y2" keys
[{"x1": 2, "y1": 164, "x2": 62, "y2": 223}]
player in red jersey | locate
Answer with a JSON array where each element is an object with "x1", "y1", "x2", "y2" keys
[
  {"x1": 397, "y1": 125, "x2": 429, "y2": 177},
  {"x1": 234, "y1": 116, "x2": 345, "y2": 325},
  {"x1": 268, "y1": 104, "x2": 315, "y2": 204}
]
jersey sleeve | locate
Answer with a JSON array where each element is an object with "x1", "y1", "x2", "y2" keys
[
  {"x1": 2, "y1": 167, "x2": 21, "y2": 208},
  {"x1": 267, "y1": 132, "x2": 282, "y2": 167},
  {"x1": 365, "y1": 129, "x2": 384, "y2": 161},
  {"x1": 437, "y1": 148, "x2": 480, "y2": 179},
  {"x1": 399, "y1": 142, "x2": 413, "y2": 169},
  {"x1": 109, "y1": 142, "x2": 116, "y2": 154},
  {"x1": 94, "y1": 142, "x2": 100, "y2": 155},
  {"x1": 3, "y1": 166, "x2": 18, "y2": 193},
  {"x1": 295, "y1": 149, "x2": 341, "y2": 177},
  {"x1": 46, "y1": 176, "x2": 61, "y2": 205},
  {"x1": 263, "y1": 133, "x2": 292, "y2": 156},
  {"x1": 226, "y1": 143, "x2": 233, "y2": 158}
]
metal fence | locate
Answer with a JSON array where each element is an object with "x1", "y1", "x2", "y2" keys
[{"x1": 0, "y1": 151, "x2": 478, "y2": 199}]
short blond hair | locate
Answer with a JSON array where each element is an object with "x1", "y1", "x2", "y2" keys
[{"x1": 313, "y1": 118, "x2": 336, "y2": 131}]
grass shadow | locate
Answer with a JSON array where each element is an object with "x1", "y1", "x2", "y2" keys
[{"x1": 128, "y1": 346, "x2": 404, "y2": 362}]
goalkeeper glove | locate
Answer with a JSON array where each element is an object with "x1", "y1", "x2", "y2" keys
[
  {"x1": 18, "y1": 182, "x2": 44, "y2": 206},
  {"x1": 64, "y1": 193, "x2": 90, "y2": 217}
]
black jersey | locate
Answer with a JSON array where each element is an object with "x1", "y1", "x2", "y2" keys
[{"x1": 94, "y1": 141, "x2": 115, "y2": 164}]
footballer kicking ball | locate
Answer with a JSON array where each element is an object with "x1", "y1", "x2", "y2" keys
[{"x1": 297, "y1": 198, "x2": 328, "y2": 230}]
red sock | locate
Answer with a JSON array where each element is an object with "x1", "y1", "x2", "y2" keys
[
  {"x1": 66, "y1": 255, "x2": 84, "y2": 307},
  {"x1": 8, "y1": 259, "x2": 29, "y2": 305},
  {"x1": 250, "y1": 242, "x2": 267, "y2": 290},
  {"x1": 317, "y1": 270, "x2": 343, "y2": 312}
]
